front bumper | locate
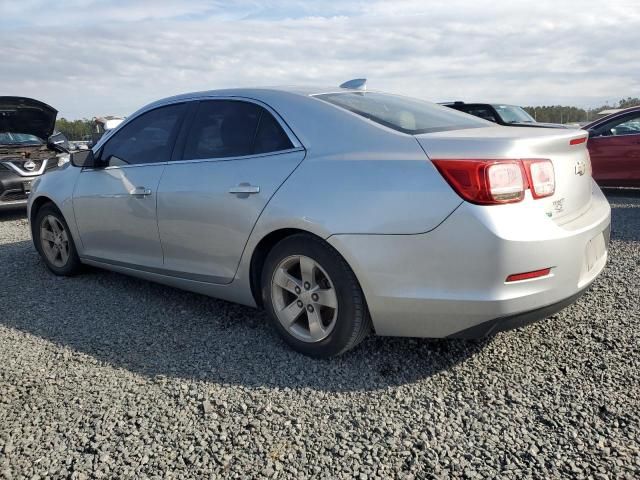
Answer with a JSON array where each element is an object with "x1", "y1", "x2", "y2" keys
[
  {"x1": 0, "y1": 158, "x2": 55, "y2": 207},
  {"x1": 0, "y1": 169, "x2": 32, "y2": 206},
  {"x1": 328, "y1": 183, "x2": 611, "y2": 338}
]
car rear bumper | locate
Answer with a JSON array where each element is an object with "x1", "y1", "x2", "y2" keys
[
  {"x1": 447, "y1": 287, "x2": 588, "y2": 338},
  {"x1": 328, "y1": 182, "x2": 611, "y2": 338}
]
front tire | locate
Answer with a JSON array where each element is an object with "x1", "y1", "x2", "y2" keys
[
  {"x1": 33, "y1": 204, "x2": 82, "y2": 276},
  {"x1": 261, "y1": 234, "x2": 371, "y2": 357}
]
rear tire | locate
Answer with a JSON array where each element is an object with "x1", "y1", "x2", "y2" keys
[
  {"x1": 33, "y1": 204, "x2": 82, "y2": 276},
  {"x1": 261, "y1": 233, "x2": 371, "y2": 357}
]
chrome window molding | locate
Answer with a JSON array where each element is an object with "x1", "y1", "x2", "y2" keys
[{"x1": 165, "y1": 147, "x2": 305, "y2": 166}]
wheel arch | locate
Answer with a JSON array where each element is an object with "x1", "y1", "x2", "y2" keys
[
  {"x1": 248, "y1": 227, "x2": 369, "y2": 315},
  {"x1": 249, "y1": 228, "x2": 312, "y2": 307},
  {"x1": 29, "y1": 195, "x2": 58, "y2": 236}
]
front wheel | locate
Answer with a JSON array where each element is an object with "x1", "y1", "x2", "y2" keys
[
  {"x1": 261, "y1": 234, "x2": 371, "y2": 357},
  {"x1": 33, "y1": 204, "x2": 82, "y2": 276}
]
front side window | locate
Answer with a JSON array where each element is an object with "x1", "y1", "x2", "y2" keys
[
  {"x1": 99, "y1": 103, "x2": 186, "y2": 166},
  {"x1": 315, "y1": 92, "x2": 488, "y2": 134},
  {"x1": 603, "y1": 114, "x2": 640, "y2": 136}
]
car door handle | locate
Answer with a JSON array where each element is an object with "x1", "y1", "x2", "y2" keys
[
  {"x1": 228, "y1": 183, "x2": 260, "y2": 195},
  {"x1": 130, "y1": 186, "x2": 152, "y2": 196}
]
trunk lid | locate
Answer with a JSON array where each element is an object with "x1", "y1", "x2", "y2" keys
[
  {"x1": 0, "y1": 96, "x2": 58, "y2": 142},
  {"x1": 416, "y1": 126, "x2": 592, "y2": 223}
]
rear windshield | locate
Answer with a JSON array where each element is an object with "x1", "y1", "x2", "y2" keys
[
  {"x1": 315, "y1": 92, "x2": 488, "y2": 134},
  {"x1": 494, "y1": 105, "x2": 535, "y2": 124}
]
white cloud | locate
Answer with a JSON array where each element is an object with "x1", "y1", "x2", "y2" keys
[{"x1": 1, "y1": 0, "x2": 638, "y2": 118}]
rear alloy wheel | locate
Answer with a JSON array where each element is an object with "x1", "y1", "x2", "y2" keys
[
  {"x1": 271, "y1": 255, "x2": 339, "y2": 343},
  {"x1": 34, "y1": 204, "x2": 82, "y2": 276},
  {"x1": 262, "y1": 234, "x2": 371, "y2": 357}
]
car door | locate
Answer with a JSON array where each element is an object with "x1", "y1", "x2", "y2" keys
[
  {"x1": 157, "y1": 99, "x2": 305, "y2": 284},
  {"x1": 73, "y1": 102, "x2": 187, "y2": 267},
  {"x1": 588, "y1": 112, "x2": 640, "y2": 186}
]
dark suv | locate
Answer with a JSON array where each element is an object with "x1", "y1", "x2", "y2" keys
[
  {"x1": 441, "y1": 101, "x2": 568, "y2": 129},
  {"x1": 0, "y1": 97, "x2": 68, "y2": 208}
]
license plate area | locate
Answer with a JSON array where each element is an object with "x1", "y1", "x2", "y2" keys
[{"x1": 585, "y1": 230, "x2": 607, "y2": 274}]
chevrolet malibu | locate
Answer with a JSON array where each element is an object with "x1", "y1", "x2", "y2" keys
[{"x1": 28, "y1": 81, "x2": 611, "y2": 357}]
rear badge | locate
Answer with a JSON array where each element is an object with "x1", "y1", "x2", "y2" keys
[
  {"x1": 546, "y1": 198, "x2": 565, "y2": 218},
  {"x1": 553, "y1": 198, "x2": 565, "y2": 214},
  {"x1": 574, "y1": 160, "x2": 586, "y2": 176}
]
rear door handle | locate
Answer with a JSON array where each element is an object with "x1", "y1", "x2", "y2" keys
[
  {"x1": 229, "y1": 183, "x2": 260, "y2": 195},
  {"x1": 130, "y1": 186, "x2": 152, "y2": 196}
]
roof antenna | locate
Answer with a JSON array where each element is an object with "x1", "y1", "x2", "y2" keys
[{"x1": 339, "y1": 78, "x2": 367, "y2": 90}]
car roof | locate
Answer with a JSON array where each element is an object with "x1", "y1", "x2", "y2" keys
[{"x1": 146, "y1": 85, "x2": 365, "y2": 109}]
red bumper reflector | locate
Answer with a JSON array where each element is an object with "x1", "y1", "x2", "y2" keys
[
  {"x1": 506, "y1": 268, "x2": 551, "y2": 282},
  {"x1": 570, "y1": 137, "x2": 587, "y2": 145}
]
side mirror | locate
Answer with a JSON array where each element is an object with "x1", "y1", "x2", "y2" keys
[
  {"x1": 70, "y1": 149, "x2": 96, "y2": 168},
  {"x1": 48, "y1": 132, "x2": 70, "y2": 152}
]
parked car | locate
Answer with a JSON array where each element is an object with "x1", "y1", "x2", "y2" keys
[
  {"x1": 28, "y1": 81, "x2": 610, "y2": 357},
  {"x1": 441, "y1": 101, "x2": 569, "y2": 129},
  {"x1": 583, "y1": 106, "x2": 640, "y2": 187},
  {"x1": 0, "y1": 97, "x2": 69, "y2": 208}
]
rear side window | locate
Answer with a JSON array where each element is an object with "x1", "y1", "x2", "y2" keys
[
  {"x1": 183, "y1": 100, "x2": 293, "y2": 160},
  {"x1": 254, "y1": 110, "x2": 293, "y2": 154},
  {"x1": 100, "y1": 103, "x2": 186, "y2": 166},
  {"x1": 315, "y1": 92, "x2": 488, "y2": 134}
]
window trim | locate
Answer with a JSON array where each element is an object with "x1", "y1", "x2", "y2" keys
[
  {"x1": 87, "y1": 95, "x2": 303, "y2": 171},
  {"x1": 166, "y1": 147, "x2": 305, "y2": 167}
]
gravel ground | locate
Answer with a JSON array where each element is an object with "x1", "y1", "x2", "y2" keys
[{"x1": 0, "y1": 191, "x2": 639, "y2": 479}]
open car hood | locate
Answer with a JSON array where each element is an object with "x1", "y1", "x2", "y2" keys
[{"x1": 0, "y1": 96, "x2": 58, "y2": 142}]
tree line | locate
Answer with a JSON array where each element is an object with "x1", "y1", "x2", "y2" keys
[
  {"x1": 523, "y1": 97, "x2": 640, "y2": 124},
  {"x1": 55, "y1": 118, "x2": 94, "y2": 141}
]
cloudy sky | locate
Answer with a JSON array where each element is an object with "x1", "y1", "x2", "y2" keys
[{"x1": 1, "y1": 0, "x2": 638, "y2": 119}]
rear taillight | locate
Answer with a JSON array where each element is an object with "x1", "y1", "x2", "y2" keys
[
  {"x1": 432, "y1": 158, "x2": 555, "y2": 205},
  {"x1": 523, "y1": 159, "x2": 555, "y2": 199},
  {"x1": 486, "y1": 162, "x2": 525, "y2": 202}
]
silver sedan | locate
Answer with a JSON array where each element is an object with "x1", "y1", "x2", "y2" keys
[{"x1": 28, "y1": 80, "x2": 611, "y2": 357}]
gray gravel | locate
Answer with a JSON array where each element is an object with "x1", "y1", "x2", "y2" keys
[{"x1": 1, "y1": 191, "x2": 639, "y2": 479}]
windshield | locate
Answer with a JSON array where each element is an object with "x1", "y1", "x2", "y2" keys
[
  {"x1": 494, "y1": 105, "x2": 536, "y2": 124},
  {"x1": 315, "y1": 92, "x2": 489, "y2": 134},
  {"x1": 0, "y1": 132, "x2": 43, "y2": 145}
]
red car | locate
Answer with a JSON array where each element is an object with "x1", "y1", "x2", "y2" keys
[{"x1": 584, "y1": 106, "x2": 640, "y2": 187}]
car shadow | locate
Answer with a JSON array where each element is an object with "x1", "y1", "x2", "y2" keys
[
  {"x1": 0, "y1": 206, "x2": 27, "y2": 221},
  {"x1": 0, "y1": 238, "x2": 487, "y2": 392}
]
